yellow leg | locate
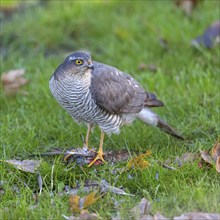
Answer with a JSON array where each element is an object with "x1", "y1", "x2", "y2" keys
[
  {"x1": 64, "y1": 124, "x2": 92, "y2": 161},
  {"x1": 85, "y1": 124, "x2": 92, "y2": 148},
  {"x1": 88, "y1": 131, "x2": 106, "y2": 167}
]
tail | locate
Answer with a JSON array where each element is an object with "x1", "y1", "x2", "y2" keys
[{"x1": 136, "y1": 108, "x2": 184, "y2": 140}]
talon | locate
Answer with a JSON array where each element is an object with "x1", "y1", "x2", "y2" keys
[
  {"x1": 88, "y1": 131, "x2": 106, "y2": 167},
  {"x1": 88, "y1": 150, "x2": 106, "y2": 167},
  {"x1": 64, "y1": 150, "x2": 75, "y2": 162}
]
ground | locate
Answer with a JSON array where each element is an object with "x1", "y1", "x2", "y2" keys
[{"x1": 0, "y1": 1, "x2": 220, "y2": 219}]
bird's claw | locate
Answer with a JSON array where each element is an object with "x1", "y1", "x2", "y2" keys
[{"x1": 88, "y1": 150, "x2": 106, "y2": 167}]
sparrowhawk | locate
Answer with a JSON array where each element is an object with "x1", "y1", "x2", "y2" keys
[{"x1": 49, "y1": 51, "x2": 183, "y2": 166}]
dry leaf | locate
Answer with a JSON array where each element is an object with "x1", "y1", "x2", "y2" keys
[
  {"x1": 1, "y1": 69, "x2": 29, "y2": 95},
  {"x1": 173, "y1": 212, "x2": 220, "y2": 220},
  {"x1": 131, "y1": 198, "x2": 151, "y2": 217},
  {"x1": 200, "y1": 150, "x2": 214, "y2": 165},
  {"x1": 199, "y1": 142, "x2": 220, "y2": 173},
  {"x1": 139, "y1": 215, "x2": 154, "y2": 220},
  {"x1": 211, "y1": 142, "x2": 220, "y2": 161},
  {"x1": 211, "y1": 142, "x2": 220, "y2": 173},
  {"x1": 216, "y1": 156, "x2": 220, "y2": 173},
  {"x1": 69, "y1": 191, "x2": 100, "y2": 213},
  {"x1": 127, "y1": 150, "x2": 151, "y2": 169},
  {"x1": 130, "y1": 198, "x2": 169, "y2": 220},
  {"x1": 83, "y1": 191, "x2": 100, "y2": 209},
  {"x1": 192, "y1": 21, "x2": 220, "y2": 48},
  {"x1": 1, "y1": 159, "x2": 41, "y2": 173},
  {"x1": 153, "y1": 212, "x2": 169, "y2": 220},
  {"x1": 69, "y1": 195, "x2": 81, "y2": 212},
  {"x1": 63, "y1": 210, "x2": 100, "y2": 220}
]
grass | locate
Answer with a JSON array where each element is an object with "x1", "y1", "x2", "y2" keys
[{"x1": 1, "y1": 0, "x2": 220, "y2": 219}]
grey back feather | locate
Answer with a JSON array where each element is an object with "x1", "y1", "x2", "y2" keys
[{"x1": 90, "y1": 62, "x2": 147, "y2": 114}]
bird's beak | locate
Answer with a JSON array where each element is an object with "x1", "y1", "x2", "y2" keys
[{"x1": 87, "y1": 60, "x2": 94, "y2": 70}]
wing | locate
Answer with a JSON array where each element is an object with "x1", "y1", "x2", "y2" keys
[{"x1": 90, "y1": 62, "x2": 163, "y2": 114}]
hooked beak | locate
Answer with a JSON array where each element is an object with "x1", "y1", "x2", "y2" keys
[{"x1": 86, "y1": 60, "x2": 94, "y2": 70}]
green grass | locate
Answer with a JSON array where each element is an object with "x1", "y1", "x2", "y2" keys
[{"x1": 1, "y1": 1, "x2": 220, "y2": 219}]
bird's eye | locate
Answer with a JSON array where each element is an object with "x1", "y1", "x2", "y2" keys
[{"x1": 75, "y1": 59, "x2": 83, "y2": 65}]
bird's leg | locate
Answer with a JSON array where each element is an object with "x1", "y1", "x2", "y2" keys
[
  {"x1": 64, "y1": 123, "x2": 93, "y2": 161},
  {"x1": 88, "y1": 131, "x2": 106, "y2": 167},
  {"x1": 85, "y1": 123, "x2": 92, "y2": 148}
]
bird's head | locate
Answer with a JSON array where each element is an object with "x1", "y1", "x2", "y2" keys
[{"x1": 53, "y1": 52, "x2": 94, "y2": 80}]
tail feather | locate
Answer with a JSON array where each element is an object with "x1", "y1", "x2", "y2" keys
[
  {"x1": 157, "y1": 118, "x2": 184, "y2": 140},
  {"x1": 136, "y1": 108, "x2": 184, "y2": 140}
]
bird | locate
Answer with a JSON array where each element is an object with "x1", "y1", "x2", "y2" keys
[{"x1": 49, "y1": 51, "x2": 183, "y2": 167}]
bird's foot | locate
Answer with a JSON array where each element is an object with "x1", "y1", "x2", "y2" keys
[
  {"x1": 88, "y1": 149, "x2": 106, "y2": 167},
  {"x1": 64, "y1": 150, "x2": 75, "y2": 162}
]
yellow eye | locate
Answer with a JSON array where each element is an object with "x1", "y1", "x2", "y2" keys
[{"x1": 75, "y1": 59, "x2": 83, "y2": 65}]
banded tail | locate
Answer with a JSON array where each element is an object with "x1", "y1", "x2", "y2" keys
[{"x1": 136, "y1": 108, "x2": 184, "y2": 140}]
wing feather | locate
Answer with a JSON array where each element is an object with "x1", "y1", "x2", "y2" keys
[{"x1": 90, "y1": 62, "x2": 146, "y2": 114}]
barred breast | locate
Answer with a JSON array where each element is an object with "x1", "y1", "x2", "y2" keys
[{"x1": 49, "y1": 72, "x2": 127, "y2": 135}]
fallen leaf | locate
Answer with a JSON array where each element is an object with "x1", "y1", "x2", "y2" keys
[
  {"x1": 1, "y1": 159, "x2": 41, "y2": 173},
  {"x1": 199, "y1": 142, "x2": 220, "y2": 173},
  {"x1": 176, "y1": 0, "x2": 198, "y2": 16},
  {"x1": 153, "y1": 212, "x2": 169, "y2": 220},
  {"x1": 131, "y1": 198, "x2": 151, "y2": 217},
  {"x1": 1, "y1": 69, "x2": 29, "y2": 95},
  {"x1": 173, "y1": 212, "x2": 220, "y2": 220},
  {"x1": 216, "y1": 156, "x2": 220, "y2": 173},
  {"x1": 130, "y1": 199, "x2": 169, "y2": 220},
  {"x1": 127, "y1": 150, "x2": 151, "y2": 169},
  {"x1": 69, "y1": 191, "x2": 100, "y2": 213},
  {"x1": 63, "y1": 210, "x2": 100, "y2": 220},
  {"x1": 191, "y1": 21, "x2": 220, "y2": 48},
  {"x1": 138, "y1": 215, "x2": 153, "y2": 220},
  {"x1": 83, "y1": 191, "x2": 100, "y2": 209},
  {"x1": 69, "y1": 195, "x2": 81, "y2": 212},
  {"x1": 211, "y1": 142, "x2": 220, "y2": 161},
  {"x1": 210, "y1": 142, "x2": 220, "y2": 173},
  {"x1": 200, "y1": 150, "x2": 214, "y2": 165}
]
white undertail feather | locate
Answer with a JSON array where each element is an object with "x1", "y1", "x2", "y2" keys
[
  {"x1": 136, "y1": 108, "x2": 158, "y2": 127},
  {"x1": 136, "y1": 108, "x2": 184, "y2": 140}
]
